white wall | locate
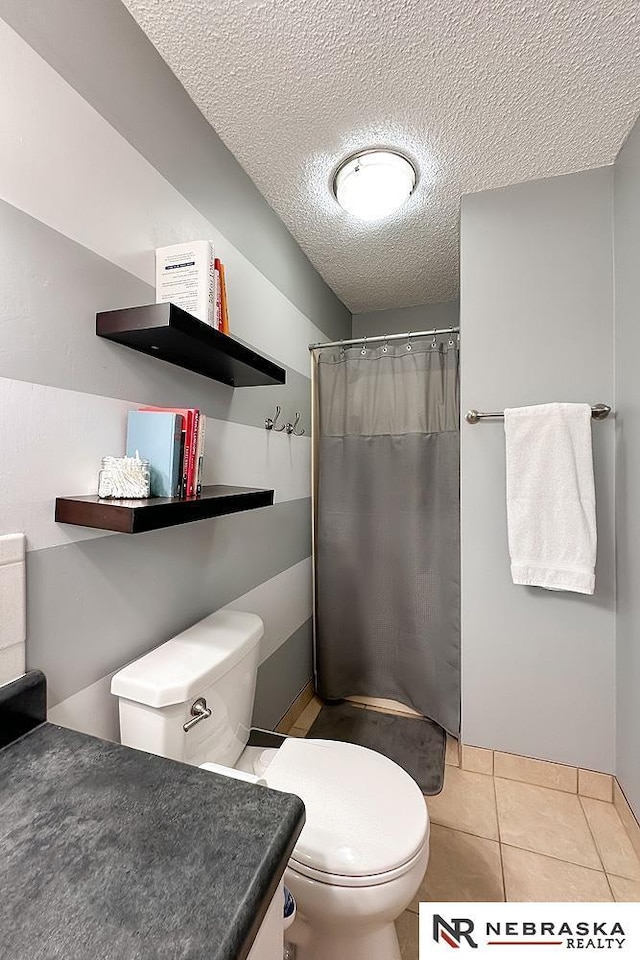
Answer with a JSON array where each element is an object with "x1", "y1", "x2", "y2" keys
[
  {"x1": 352, "y1": 300, "x2": 459, "y2": 339},
  {"x1": 0, "y1": 534, "x2": 25, "y2": 684},
  {"x1": 460, "y1": 167, "x2": 616, "y2": 773},
  {"x1": 613, "y1": 115, "x2": 640, "y2": 818}
]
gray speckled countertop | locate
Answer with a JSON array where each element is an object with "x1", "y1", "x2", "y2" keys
[{"x1": 0, "y1": 722, "x2": 305, "y2": 960}]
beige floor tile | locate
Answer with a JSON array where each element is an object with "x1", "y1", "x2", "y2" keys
[
  {"x1": 365, "y1": 699, "x2": 423, "y2": 718},
  {"x1": 426, "y1": 766, "x2": 499, "y2": 840},
  {"x1": 461, "y1": 745, "x2": 494, "y2": 776},
  {"x1": 494, "y1": 752, "x2": 577, "y2": 793},
  {"x1": 274, "y1": 682, "x2": 314, "y2": 733},
  {"x1": 410, "y1": 825, "x2": 504, "y2": 907},
  {"x1": 287, "y1": 727, "x2": 307, "y2": 738},
  {"x1": 495, "y1": 778, "x2": 600, "y2": 869},
  {"x1": 581, "y1": 797, "x2": 640, "y2": 880},
  {"x1": 395, "y1": 910, "x2": 419, "y2": 960},
  {"x1": 613, "y1": 780, "x2": 640, "y2": 862},
  {"x1": 607, "y1": 874, "x2": 640, "y2": 901},
  {"x1": 446, "y1": 734, "x2": 460, "y2": 767},
  {"x1": 502, "y1": 845, "x2": 612, "y2": 902},
  {"x1": 293, "y1": 696, "x2": 323, "y2": 733},
  {"x1": 578, "y1": 769, "x2": 613, "y2": 802}
]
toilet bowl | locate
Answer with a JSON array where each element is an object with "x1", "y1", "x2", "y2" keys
[
  {"x1": 259, "y1": 737, "x2": 429, "y2": 960},
  {"x1": 111, "y1": 609, "x2": 430, "y2": 959}
]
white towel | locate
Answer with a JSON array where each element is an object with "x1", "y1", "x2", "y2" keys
[{"x1": 504, "y1": 403, "x2": 596, "y2": 595}]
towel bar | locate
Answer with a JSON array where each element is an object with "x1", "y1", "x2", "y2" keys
[{"x1": 465, "y1": 403, "x2": 611, "y2": 424}]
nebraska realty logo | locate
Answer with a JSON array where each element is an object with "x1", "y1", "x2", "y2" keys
[{"x1": 420, "y1": 904, "x2": 639, "y2": 958}]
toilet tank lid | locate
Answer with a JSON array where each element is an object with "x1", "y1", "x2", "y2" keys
[{"x1": 111, "y1": 610, "x2": 264, "y2": 708}]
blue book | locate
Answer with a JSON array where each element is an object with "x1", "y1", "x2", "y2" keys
[{"x1": 126, "y1": 411, "x2": 182, "y2": 498}]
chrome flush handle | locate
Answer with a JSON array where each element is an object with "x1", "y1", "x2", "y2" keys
[{"x1": 183, "y1": 697, "x2": 212, "y2": 732}]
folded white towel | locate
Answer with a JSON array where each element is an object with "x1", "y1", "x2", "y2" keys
[{"x1": 504, "y1": 403, "x2": 596, "y2": 595}]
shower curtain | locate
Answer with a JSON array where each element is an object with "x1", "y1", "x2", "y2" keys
[{"x1": 314, "y1": 336, "x2": 460, "y2": 735}]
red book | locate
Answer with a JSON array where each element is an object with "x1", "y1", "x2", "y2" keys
[
  {"x1": 219, "y1": 261, "x2": 230, "y2": 335},
  {"x1": 214, "y1": 258, "x2": 223, "y2": 331},
  {"x1": 140, "y1": 406, "x2": 199, "y2": 497}
]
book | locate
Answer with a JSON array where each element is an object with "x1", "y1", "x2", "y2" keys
[
  {"x1": 155, "y1": 241, "x2": 215, "y2": 326},
  {"x1": 219, "y1": 261, "x2": 230, "y2": 335},
  {"x1": 213, "y1": 259, "x2": 222, "y2": 331},
  {"x1": 140, "y1": 406, "x2": 199, "y2": 497},
  {"x1": 194, "y1": 414, "x2": 206, "y2": 495},
  {"x1": 126, "y1": 411, "x2": 183, "y2": 498}
]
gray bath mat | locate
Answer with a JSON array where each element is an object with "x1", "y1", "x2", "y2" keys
[{"x1": 306, "y1": 702, "x2": 446, "y2": 795}]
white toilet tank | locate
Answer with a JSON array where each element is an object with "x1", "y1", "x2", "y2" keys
[{"x1": 111, "y1": 610, "x2": 263, "y2": 767}]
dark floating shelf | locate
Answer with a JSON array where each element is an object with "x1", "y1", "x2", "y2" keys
[
  {"x1": 55, "y1": 485, "x2": 275, "y2": 534},
  {"x1": 96, "y1": 303, "x2": 286, "y2": 387}
]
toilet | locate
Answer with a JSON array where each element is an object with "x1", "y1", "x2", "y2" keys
[{"x1": 111, "y1": 610, "x2": 430, "y2": 960}]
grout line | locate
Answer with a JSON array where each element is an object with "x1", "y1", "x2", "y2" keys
[
  {"x1": 499, "y1": 843, "x2": 508, "y2": 902},
  {"x1": 491, "y1": 773, "x2": 578, "y2": 796},
  {"x1": 493, "y1": 774, "x2": 586, "y2": 799},
  {"x1": 426, "y1": 821, "x2": 607, "y2": 876},
  {"x1": 493, "y1": 774, "x2": 508, "y2": 901},
  {"x1": 603, "y1": 872, "x2": 617, "y2": 902},
  {"x1": 613, "y1": 781, "x2": 640, "y2": 860},
  {"x1": 493, "y1": 776, "x2": 502, "y2": 843},
  {"x1": 428, "y1": 819, "x2": 499, "y2": 845},
  {"x1": 499, "y1": 840, "x2": 607, "y2": 874},
  {"x1": 578, "y1": 794, "x2": 607, "y2": 873}
]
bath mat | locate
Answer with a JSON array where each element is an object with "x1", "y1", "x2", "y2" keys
[{"x1": 306, "y1": 702, "x2": 446, "y2": 795}]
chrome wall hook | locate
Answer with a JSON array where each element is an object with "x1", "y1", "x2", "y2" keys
[
  {"x1": 265, "y1": 404, "x2": 286, "y2": 431},
  {"x1": 285, "y1": 412, "x2": 305, "y2": 436}
]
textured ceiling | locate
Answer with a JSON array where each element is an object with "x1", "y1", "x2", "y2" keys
[{"x1": 123, "y1": 0, "x2": 640, "y2": 313}]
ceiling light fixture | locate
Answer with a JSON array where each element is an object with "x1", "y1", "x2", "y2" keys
[{"x1": 333, "y1": 148, "x2": 417, "y2": 222}]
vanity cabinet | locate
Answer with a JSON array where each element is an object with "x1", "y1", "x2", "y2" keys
[{"x1": 247, "y1": 882, "x2": 285, "y2": 960}]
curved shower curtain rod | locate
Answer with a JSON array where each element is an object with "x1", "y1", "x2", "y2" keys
[{"x1": 308, "y1": 326, "x2": 460, "y2": 351}]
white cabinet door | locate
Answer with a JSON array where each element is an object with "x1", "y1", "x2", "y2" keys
[{"x1": 246, "y1": 881, "x2": 283, "y2": 960}]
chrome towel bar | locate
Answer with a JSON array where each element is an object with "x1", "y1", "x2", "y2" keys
[{"x1": 465, "y1": 403, "x2": 612, "y2": 425}]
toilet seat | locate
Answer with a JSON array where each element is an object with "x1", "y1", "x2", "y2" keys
[
  {"x1": 263, "y1": 738, "x2": 429, "y2": 887},
  {"x1": 286, "y1": 836, "x2": 430, "y2": 888}
]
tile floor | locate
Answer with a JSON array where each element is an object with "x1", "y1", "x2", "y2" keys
[{"x1": 285, "y1": 699, "x2": 640, "y2": 960}]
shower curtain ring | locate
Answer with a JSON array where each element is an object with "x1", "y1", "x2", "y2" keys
[
  {"x1": 361, "y1": 337, "x2": 367, "y2": 356},
  {"x1": 431, "y1": 336, "x2": 437, "y2": 348},
  {"x1": 382, "y1": 338, "x2": 388, "y2": 353},
  {"x1": 406, "y1": 332, "x2": 412, "y2": 351}
]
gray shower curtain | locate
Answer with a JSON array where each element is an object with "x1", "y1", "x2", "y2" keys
[{"x1": 314, "y1": 337, "x2": 460, "y2": 735}]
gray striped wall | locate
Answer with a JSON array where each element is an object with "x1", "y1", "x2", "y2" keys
[
  {"x1": 0, "y1": 0, "x2": 350, "y2": 341},
  {"x1": 0, "y1": 4, "x2": 349, "y2": 739}
]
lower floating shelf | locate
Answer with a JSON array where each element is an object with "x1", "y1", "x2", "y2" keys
[{"x1": 55, "y1": 485, "x2": 274, "y2": 534}]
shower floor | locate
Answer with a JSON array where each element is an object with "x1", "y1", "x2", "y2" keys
[{"x1": 305, "y1": 701, "x2": 446, "y2": 795}]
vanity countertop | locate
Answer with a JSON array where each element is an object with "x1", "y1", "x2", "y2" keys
[{"x1": 0, "y1": 675, "x2": 305, "y2": 960}]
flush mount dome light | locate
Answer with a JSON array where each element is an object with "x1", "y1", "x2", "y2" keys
[{"x1": 333, "y1": 149, "x2": 417, "y2": 221}]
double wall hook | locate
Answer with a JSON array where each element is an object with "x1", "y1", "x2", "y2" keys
[
  {"x1": 265, "y1": 404, "x2": 286, "y2": 432},
  {"x1": 285, "y1": 412, "x2": 305, "y2": 436},
  {"x1": 265, "y1": 406, "x2": 305, "y2": 435}
]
